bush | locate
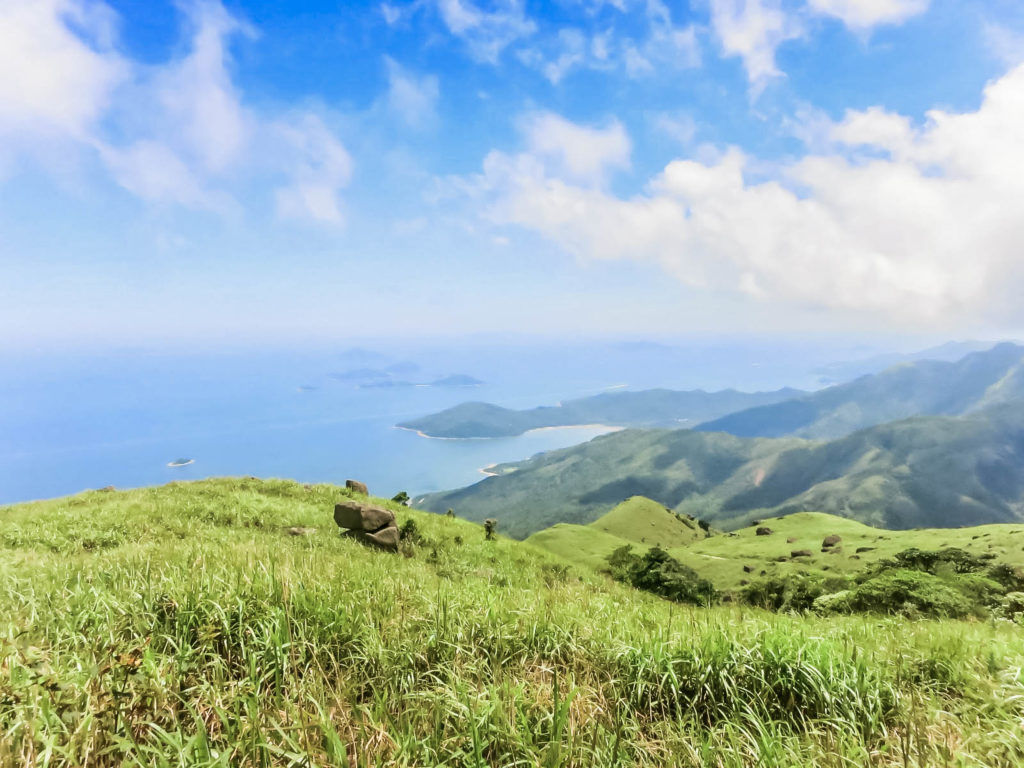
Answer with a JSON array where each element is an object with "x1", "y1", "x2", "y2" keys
[
  {"x1": 840, "y1": 570, "x2": 974, "y2": 619},
  {"x1": 606, "y1": 546, "x2": 717, "y2": 606},
  {"x1": 742, "y1": 574, "x2": 850, "y2": 613}
]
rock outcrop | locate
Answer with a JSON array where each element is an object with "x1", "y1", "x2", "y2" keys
[
  {"x1": 334, "y1": 499, "x2": 398, "y2": 551},
  {"x1": 346, "y1": 479, "x2": 369, "y2": 495}
]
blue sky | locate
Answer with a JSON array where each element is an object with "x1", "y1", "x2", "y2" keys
[{"x1": 2, "y1": 0, "x2": 1023, "y2": 347}]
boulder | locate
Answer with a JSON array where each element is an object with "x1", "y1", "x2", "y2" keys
[
  {"x1": 346, "y1": 479, "x2": 369, "y2": 495},
  {"x1": 288, "y1": 527, "x2": 316, "y2": 536},
  {"x1": 822, "y1": 535, "x2": 842, "y2": 548},
  {"x1": 756, "y1": 527, "x2": 773, "y2": 536},
  {"x1": 743, "y1": 564, "x2": 754, "y2": 573},
  {"x1": 856, "y1": 546, "x2": 875, "y2": 553},
  {"x1": 362, "y1": 525, "x2": 400, "y2": 551},
  {"x1": 787, "y1": 537, "x2": 797, "y2": 543},
  {"x1": 791, "y1": 549, "x2": 813, "y2": 558},
  {"x1": 342, "y1": 526, "x2": 399, "y2": 552},
  {"x1": 334, "y1": 500, "x2": 395, "y2": 532}
]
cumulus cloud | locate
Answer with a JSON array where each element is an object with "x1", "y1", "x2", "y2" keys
[
  {"x1": 0, "y1": 0, "x2": 126, "y2": 144},
  {"x1": 521, "y1": 112, "x2": 631, "y2": 185},
  {"x1": 807, "y1": 0, "x2": 930, "y2": 30},
  {"x1": 463, "y1": 66, "x2": 1024, "y2": 323},
  {"x1": 709, "y1": 0, "x2": 803, "y2": 89},
  {"x1": 0, "y1": 0, "x2": 353, "y2": 225}
]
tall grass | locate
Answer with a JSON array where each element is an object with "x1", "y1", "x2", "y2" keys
[{"x1": 1, "y1": 478, "x2": 1023, "y2": 766}]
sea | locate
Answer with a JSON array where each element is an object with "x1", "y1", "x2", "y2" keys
[{"x1": 0, "y1": 337, "x2": 903, "y2": 506}]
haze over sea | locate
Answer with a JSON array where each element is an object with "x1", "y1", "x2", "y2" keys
[{"x1": 0, "y1": 337, "x2": 899, "y2": 506}]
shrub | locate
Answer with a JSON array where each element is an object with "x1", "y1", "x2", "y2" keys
[
  {"x1": 742, "y1": 574, "x2": 850, "y2": 613},
  {"x1": 841, "y1": 570, "x2": 974, "y2": 619},
  {"x1": 605, "y1": 546, "x2": 717, "y2": 606}
]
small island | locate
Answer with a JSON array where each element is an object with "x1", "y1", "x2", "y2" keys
[{"x1": 167, "y1": 458, "x2": 194, "y2": 467}]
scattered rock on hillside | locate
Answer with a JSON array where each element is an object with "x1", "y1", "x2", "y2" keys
[
  {"x1": 756, "y1": 527, "x2": 773, "y2": 536},
  {"x1": 856, "y1": 546, "x2": 875, "y2": 553},
  {"x1": 743, "y1": 565, "x2": 754, "y2": 573},
  {"x1": 787, "y1": 537, "x2": 797, "y2": 543},
  {"x1": 335, "y1": 500, "x2": 395, "y2": 531},
  {"x1": 791, "y1": 549, "x2": 813, "y2": 558},
  {"x1": 334, "y1": 499, "x2": 398, "y2": 552},
  {"x1": 346, "y1": 479, "x2": 369, "y2": 495},
  {"x1": 288, "y1": 527, "x2": 317, "y2": 536},
  {"x1": 822, "y1": 535, "x2": 842, "y2": 548}
]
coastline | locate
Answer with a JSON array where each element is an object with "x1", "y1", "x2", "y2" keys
[
  {"x1": 480, "y1": 463, "x2": 498, "y2": 477},
  {"x1": 396, "y1": 423, "x2": 624, "y2": 440}
]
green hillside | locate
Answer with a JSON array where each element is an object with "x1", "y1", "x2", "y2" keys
[
  {"x1": 528, "y1": 505, "x2": 1024, "y2": 591},
  {"x1": 420, "y1": 402, "x2": 1024, "y2": 537},
  {"x1": 399, "y1": 387, "x2": 806, "y2": 438},
  {"x1": 524, "y1": 496, "x2": 709, "y2": 570},
  {"x1": 3, "y1": 478, "x2": 1024, "y2": 766},
  {"x1": 698, "y1": 341, "x2": 1024, "y2": 439},
  {"x1": 589, "y1": 495, "x2": 709, "y2": 547}
]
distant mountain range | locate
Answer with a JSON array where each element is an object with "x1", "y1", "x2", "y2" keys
[
  {"x1": 420, "y1": 402, "x2": 1024, "y2": 537},
  {"x1": 698, "y1": 342, "x2": 1024, "y2": 439},
  {"x1": 398, "y1": 387, "x2": 807, "y2": 438},
  {"x1": 418, "y1": 343, "x2": 1024, "y2": 538}
]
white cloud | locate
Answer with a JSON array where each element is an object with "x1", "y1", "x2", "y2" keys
[
  {"x1": 0, "y1": 0, "x2": 354, "y2": 224},
  {"x1": 433, "y1": 0, "x2": 536, "y2": 62},
  {"x1": 521, "y1": 112, "x2": 631, "y2": 185},
  {"x1": 0, "y1": 0, "x2": 126, "y2": 142},
  {"x1": 807, "y1": 0, "x2": 929, "y2": 30},
  {"x1": 385, "y1": 57, "x2": 440, "y2": 128},
  {"x1": 273, "y1": 113, "x2": 353, "y2": 225},
  {"x1": 709, "y1": 0, "x2": 802, "y2": 89},
  {"x1": 652, "y1": 111, "x2": 697, "y2": 145},
  {"x1": 464, "y1": 67, "x2": 1024, "y2": 323},
  {"x1": 152, "y1": 1, "x2": 252, "y2": 174},
  {"x1": 97, "y1": 140, "x2": 215, "y2": 208},
  {"x1": 515, "y1": 0, "x2": 699, "y2": 83}
]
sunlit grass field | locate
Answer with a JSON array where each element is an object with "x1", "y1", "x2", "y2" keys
[{"x1": 2, "y1": 478, "x2": 1023, "y2": 766}]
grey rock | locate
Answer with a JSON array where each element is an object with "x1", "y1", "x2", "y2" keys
[
  {"x1": 791, "y1": 549, "x2": 813, "y2": 558},
  {"x1": 343, "y1": 525, "x2": 400, "y2": 552},
  {"x1": 334, "y1": 500, "x2": 395, "y2": 532},
  {"x1": 363, "y1": 525, "x2": 399, "y2": 551},
  {"x1": 822, "y1": 535, "x2": 842, "y2": 548},
  {"x1": 346, "y1": 479, "x2": 369, "y2": 495}
]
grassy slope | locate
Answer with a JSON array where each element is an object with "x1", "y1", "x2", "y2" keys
[
  {"x1": 398, "y1": 388, "x2": 806, "y2": 438},
  {"x1": 3, "y1": 478, "x2": 1024, "y2": 766},
  {"x1": 422, "y1": 403, "x2": 1024, "y2": 536},
  {"x1": 527, "y1": 502, "x2": 1024, "y2": 591},
  {"x1": 698, "y1": 342, "x2": 1024, "y2": 439},
  {"x1": 524, "y1": 497, "x2": 709, "y2": 571}
]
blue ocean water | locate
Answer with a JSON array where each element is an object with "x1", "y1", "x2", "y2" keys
[{"x1": 0, "y1": 339, "x2": 856, "y2": 506}]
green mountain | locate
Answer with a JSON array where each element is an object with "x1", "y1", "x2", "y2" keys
[
  {"x1": 698, "y1": 341, "x2": 1024, "y2": 439},
  {"x1": 398, "y1": 386, "x2": 807, "y2": 438},
  {"x1": 419, "y1": 402, "x2": 1024, "y2": 538}
]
